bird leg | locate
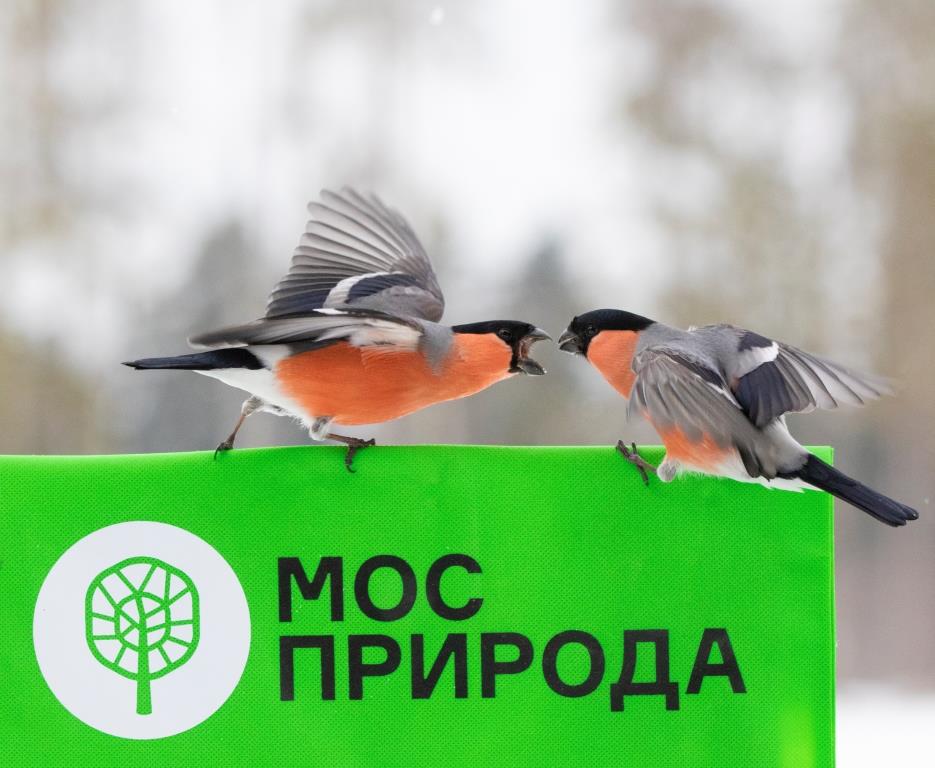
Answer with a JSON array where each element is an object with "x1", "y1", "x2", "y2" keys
[
  {"x1": 327, "y1": 433, "x2": 377, "y2": 473},
  {"x1": 616, "y1": 441, "x2": 657, "y2": 486},
  {"x1": 215, "y1": 396, "x2": 263, "y2": 459}
]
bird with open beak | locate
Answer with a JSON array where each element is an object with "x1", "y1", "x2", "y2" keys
[
  {"x1": 125, "y1": 188, "x2": 550, "y2": 470},
  {"x1": 559, "y1": 308, "x2": 918, "y2": 527}
]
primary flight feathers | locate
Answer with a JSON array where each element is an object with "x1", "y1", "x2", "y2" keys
[
  {"x1": 189, "y1": 189, "x2": 444, "y2": 349},
  {"x1": 269, "y1": 188, "x2": 444, "y2": 321}
]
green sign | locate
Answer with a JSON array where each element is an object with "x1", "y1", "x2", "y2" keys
[{"x1": 1, "y1": 446, "x2": 834, "y2": 766}]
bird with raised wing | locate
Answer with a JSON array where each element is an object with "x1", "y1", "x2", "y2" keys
[
  {"x1": 125, "y1": 188, "x2": 550, "y2": 469},
  {"x1": 558, "y1": 309, "x2": 918, "y2": 527}
]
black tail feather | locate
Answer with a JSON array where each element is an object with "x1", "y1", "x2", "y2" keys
[
  {"x1": 788, "y1": 454, "x2": 918, "y2": 527},
  {"x1": 123, "y1": 349, "x2": 262, "y2": 371}
]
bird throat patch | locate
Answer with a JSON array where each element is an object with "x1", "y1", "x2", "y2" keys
[{"x1": 2, "y1": 446, "x2": 834, "y2": 766}]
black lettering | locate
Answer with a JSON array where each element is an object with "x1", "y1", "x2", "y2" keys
[
  {"x1": 542, "y1": 630, "x2": 605, "y2": 697},
  {"x1": 425, "y1": 554, "x2": 483, "y2": 620},
  {"x1": 278, "y1": 557, "x2": 343, "y2": 622},
  {"x1": 412, "y1": 633, "x2": 468, "y2": 699},
  {"x1": 279, "y1": 635, "x2": 336, "y2": 701},
  {"x1": 348, "y1": 634, "x2": 402, "y2": 699},
  {"x1": 609, "y1": 629, "x2": 679, "y2": 711},
  {"x1": 686, "y1": 628, "x2": 746, "y2": 694},
  {"x1": 354, "y1": 555, "x2": 417, "y2": 621},
  {"x1": 480, "y1": 632, "x2": 534, "y2": 698}
]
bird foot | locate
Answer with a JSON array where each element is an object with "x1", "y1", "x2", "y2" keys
[
  {"x1": 616, "y1": 441, "x2": 656, "y2": 486},
  {"x1": 214, "y1": 438, "x2": 235, "y2": 460},
  {"x1": 343, "y1": 438, "x2": 376, "y2": 473}
]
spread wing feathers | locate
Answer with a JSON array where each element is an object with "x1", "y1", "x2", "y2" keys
[
  {"x1": 732, "y1": 340, "x2": 892, "y2": 428},
  {"x1": 630, "y1": 349, "x2": 781, "y2": 478},
  {"x1": 264, "y1": 188, "x2": 445, "y2": 322},
  {"x1": 188, "y1": 308, "x2": 423, "y2": 350}
]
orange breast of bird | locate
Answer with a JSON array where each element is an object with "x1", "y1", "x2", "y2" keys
[
  {"x1": 587, "y1": 330, "x2": 640, "y2": 398},
  {"x1": 274, "y1": 334, "x2": 514, "y2": 425},
  {"x1": 656, "y1": 426, "x2": 732, "y2": 472}
]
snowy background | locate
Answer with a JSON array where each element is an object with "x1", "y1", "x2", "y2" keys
[{"x1": 2, "y1": 1, "x2": 933, "y2": 763}]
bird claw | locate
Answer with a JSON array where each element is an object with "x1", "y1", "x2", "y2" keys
[
  {"x1": 344, "y1": 439, "x2": 376, "y2": 473},
  {"x1": 214, "y1": 439, "x2": 234, "y2": 461},
  {"x1": 616, "y1": 440, "x2": 654, "y2": 486}
]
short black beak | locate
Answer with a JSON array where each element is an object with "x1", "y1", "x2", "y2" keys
[
  {"x1": 515, "y1": 327, "x2": 551, "y2": 375},
  {"x1": 526, "y1": 327, "x2": 551, "y2": 344},
  {"x1": 558, "y1": 328, "x2": 581, "y2": 354}
]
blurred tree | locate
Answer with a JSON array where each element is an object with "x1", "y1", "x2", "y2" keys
[
  {"x1": 836, "y1": 0, "x2": 935, "y2": 685},
  {"x1": 469, "y1": 239, "x2": 584, "y2": 444},
  {"x1": 470, "y1": 238, "x2": 657, "y2": 446},
  {"x1": 1, "y1": 0, "x2": 70, "y2": 244},
  {"x1": 620, "y1": 1, "x2": 829, "y2": 344},
  {"x1": 0, "y1": 333, "x2": 103, "y2": 453},
  {"x1": 0, "y1": 0, "x2": 139, "y2": 293},
  {"x1": 118, "y1": 220, "x2": 304, "y2": 453}
]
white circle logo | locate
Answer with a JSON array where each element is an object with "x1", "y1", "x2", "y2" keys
[{"x1": 33, "y1": 522, "x2": 251, "y2": 739}]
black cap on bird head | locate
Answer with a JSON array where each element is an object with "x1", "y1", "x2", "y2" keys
[
  {"x1": 558, "y1": 309, "x2": 655, "y2": 356},
  {"x1": 451, "y1": 320, "x2": 552, "y2": 375}
]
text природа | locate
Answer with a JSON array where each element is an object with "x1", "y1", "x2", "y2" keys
[{"x1": 276, "y1": 555, "x2": 746, "y2": 711}]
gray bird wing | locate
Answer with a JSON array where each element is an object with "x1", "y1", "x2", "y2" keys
[
  {"x1": 630, "y1": 347, "x2": 783, "y2": 478},
  {"x1": 719, "y1": 326, "x2": 891, "y2": 428},
  {"x1": 189, "y1": 307, "x2": 425, "y2": 350},
  {"x1": 189, "y1": 188, "x2": 446, "y2": 350},
  {"x1": 264, "y1": 187, "x2": 444, "y2": 322}
]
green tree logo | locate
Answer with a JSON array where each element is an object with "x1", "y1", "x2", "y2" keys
[{"x1": 85, "y1": 557, "x2": 200, "y2": 715}]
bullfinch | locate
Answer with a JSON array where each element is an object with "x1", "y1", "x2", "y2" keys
[
  {"x1": 126, "y1": 188, "x2": 550, "y2": 469},
  {"x1": 559, "y1": 309, "x2": 918, "y2": 526}
]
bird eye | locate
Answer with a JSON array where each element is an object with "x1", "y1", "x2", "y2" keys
[
  {"x1": 586, "y1": 325, "x2": 597, "y2": 337},
  {"x1": 497, "y1": 328, "x2": 512, "y2": 341}
]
